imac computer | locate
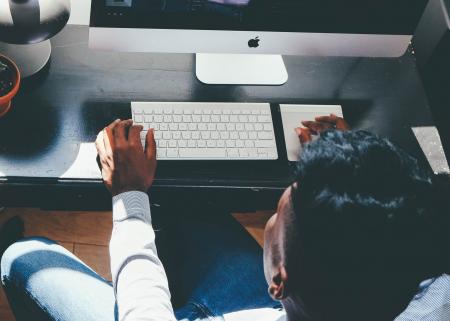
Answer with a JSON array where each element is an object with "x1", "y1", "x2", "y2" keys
[{"x1": 89, "y1": 0, "x2": 428, "y2": 85}]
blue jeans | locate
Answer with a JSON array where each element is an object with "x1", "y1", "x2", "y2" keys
[{"x1": 1, "y1": 211, "x2": 279, "y2": 321}]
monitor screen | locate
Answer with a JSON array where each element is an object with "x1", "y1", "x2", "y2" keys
[{"x1": 91, "y1": 0, "x2": 428, "y2": 35}]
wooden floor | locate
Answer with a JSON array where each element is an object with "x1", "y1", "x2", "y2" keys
[{"x1": 0, "y1": 207, "x2": 273, "y2": 321}]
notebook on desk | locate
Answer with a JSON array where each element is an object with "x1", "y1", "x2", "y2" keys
[{"x1": 280, "y1": 104, "x2": 343, "y2": 162}]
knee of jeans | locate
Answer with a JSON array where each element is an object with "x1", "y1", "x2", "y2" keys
[{"x1": 1, "y1": 237, "x2": 57, "y2": 286}]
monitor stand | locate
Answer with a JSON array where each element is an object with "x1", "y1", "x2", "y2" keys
[{"x1": 196, "y1": 53, "x2": 288, "y2": 85}]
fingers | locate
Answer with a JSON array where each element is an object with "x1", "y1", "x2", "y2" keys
[
  {"x1": 128, "y1": 125, "x2": 144, "y2": 149},
  {"x1": 314, "y1": 114, "x2": 350, "y2": 131},
  {"x1": 335, "y1": 117, "x2": 351, "y2": 131},
  {"x1": 301, "y1": 120, "x2": 334, "y2": 133},
  {"x1": 145, "y1": 128, "x2": 157, "y2": 161},
  {"x1": 295, "y1": 127, "x2": 313, "y2": 145},
  {"x1": 95, "y1": 130, "x2": 107, "y2": 160},
  {"x1": 314, "y1": 114, "x2": 339, "y2": 124},
  {"x1": 114, "y1": 119, "x2": 133, "y2": 145},
  {"x1": 104, "y1": 119, "x2": 121, "y2": 158}
]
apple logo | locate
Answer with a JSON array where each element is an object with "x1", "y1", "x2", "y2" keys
[{"x1": 248, "y1": 36, "x2": 260, "y2": 48}]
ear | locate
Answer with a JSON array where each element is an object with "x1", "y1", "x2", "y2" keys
[{"x1": 268, "y1": 265, "x2": 289, "y2": 301}]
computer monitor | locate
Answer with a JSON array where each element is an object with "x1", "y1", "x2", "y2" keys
[{"x1": 89, "y1": 0, "x2": 428, "y2": 85}]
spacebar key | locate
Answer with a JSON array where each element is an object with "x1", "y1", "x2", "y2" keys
[{"x1": 178, "y1": 148, "x2": 227, "y2": 158}]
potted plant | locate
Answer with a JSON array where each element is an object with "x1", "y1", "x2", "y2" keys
[{"x1": 0, "y1": 55, "x2": 20, "y2": 118}]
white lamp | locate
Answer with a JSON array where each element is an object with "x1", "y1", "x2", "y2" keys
[{"x1": 0, "y1": 0, "x2": 71, "y2": 78}]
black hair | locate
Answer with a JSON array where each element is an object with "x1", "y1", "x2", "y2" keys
[{"x1": 287, "y1": 130, "x2": 450, "y2": 321}]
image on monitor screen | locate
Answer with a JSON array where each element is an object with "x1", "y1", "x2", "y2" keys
[{"x1": 93, "y1": 0, "x2": 428, "y2": 35}]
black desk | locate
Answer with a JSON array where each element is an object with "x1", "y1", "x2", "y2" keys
[{"x1": 0, "y1": 25, "x2": 435, "y2": 211}]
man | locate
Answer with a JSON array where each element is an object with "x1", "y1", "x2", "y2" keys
[{"x1": 1, "y1": 116, "x2": 449, "y2": 321}]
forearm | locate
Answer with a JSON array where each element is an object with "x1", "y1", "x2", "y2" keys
[{"x1": 111, "y1": 192, "x2": 176, "y2": 321}]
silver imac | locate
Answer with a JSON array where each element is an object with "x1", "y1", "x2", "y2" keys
[{"x1": 89, "y1": 0, "x2": 427, "y2": 85}]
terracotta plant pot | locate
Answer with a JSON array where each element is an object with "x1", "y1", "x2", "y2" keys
[{"x1": 0, "y1": 54, "x2": 20, "y2": 118}]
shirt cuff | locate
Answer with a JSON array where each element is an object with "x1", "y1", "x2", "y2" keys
[{"x1": 112, "y1": 191, "x2": 151, "y2": 224}]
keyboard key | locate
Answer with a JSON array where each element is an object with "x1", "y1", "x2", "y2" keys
[
  {"x1": 255, "y1": 141, "x2": 275, "y2": 148},
  {"x1": 239, "y1": 149, "x2": 249, "y2": 157},
  {"x1": 157, "y1": 149, "x2": 167, "y2": 158},
  {"x1": 179, "y1": 148, "x2": 226, "y2": 158},
  {"x1": 258, "y1": 115, "x2": 272, "y2": 122},
  {"x1": 167, "y1": 149, "x2": 179, "y2": 158},
  {"x1": 245, "y1": 123, "x2": 254, "y2": 131},
  {"x1": 239, "y1": 132, "x2": 249, "y2": 140},
  {"x1": 230, "y1": 132, "x2": 239, "y2": 139},
  {"x1": 227, "y1": 149, "x2": 239, "y2": 157},
  {"x1": 226, "y1": 140, "x2": 235, "y2": 147},
  {"x1": 239, "y1": 115, "x2": 248, "y2": 122},
  {"x1": 133, "y1": 107, "x2": 143, "y2": 114},
  {"x1": 258, "y1": 132, "x2": 273, "y2": 140}
]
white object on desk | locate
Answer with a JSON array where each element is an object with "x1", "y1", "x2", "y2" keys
[
  {"x1": 280, "y1": 104, "x2": 343, "y2": 162},
  {"x1": 132, "y1": 102, "x2": 278, "y2": 160}
]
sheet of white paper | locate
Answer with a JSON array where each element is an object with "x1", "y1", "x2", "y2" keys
[{"x1": 280, "y1": 104, "x2": 343, "y2": 161}]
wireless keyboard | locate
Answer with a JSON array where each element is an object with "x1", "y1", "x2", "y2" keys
[{"x1": 131, "y1": 102, "x2": 278, "y2": 160}]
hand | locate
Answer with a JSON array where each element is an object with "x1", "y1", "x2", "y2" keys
[
  {"x1": 295, "y1": 114, "x2": 350, "y2": 145},
  {"x1": 95, "y1": 119, "x2": 157, "y2": 196}
]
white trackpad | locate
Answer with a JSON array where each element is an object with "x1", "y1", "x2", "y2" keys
[{"x1": 280, "y1": 104, "x2": 343, "y2": 161}]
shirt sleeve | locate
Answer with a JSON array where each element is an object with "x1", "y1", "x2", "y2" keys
[{"x1": 110, "y1": 191, "x2": 176, "y2": 321}]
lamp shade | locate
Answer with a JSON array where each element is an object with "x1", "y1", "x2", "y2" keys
[{"x1": 0, "y1": 0, "x2": 71, "y2": 45}]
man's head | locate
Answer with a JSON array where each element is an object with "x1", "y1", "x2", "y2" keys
[{"x1": 264, "y1": 130, "x2": 450, "y2": 320}]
